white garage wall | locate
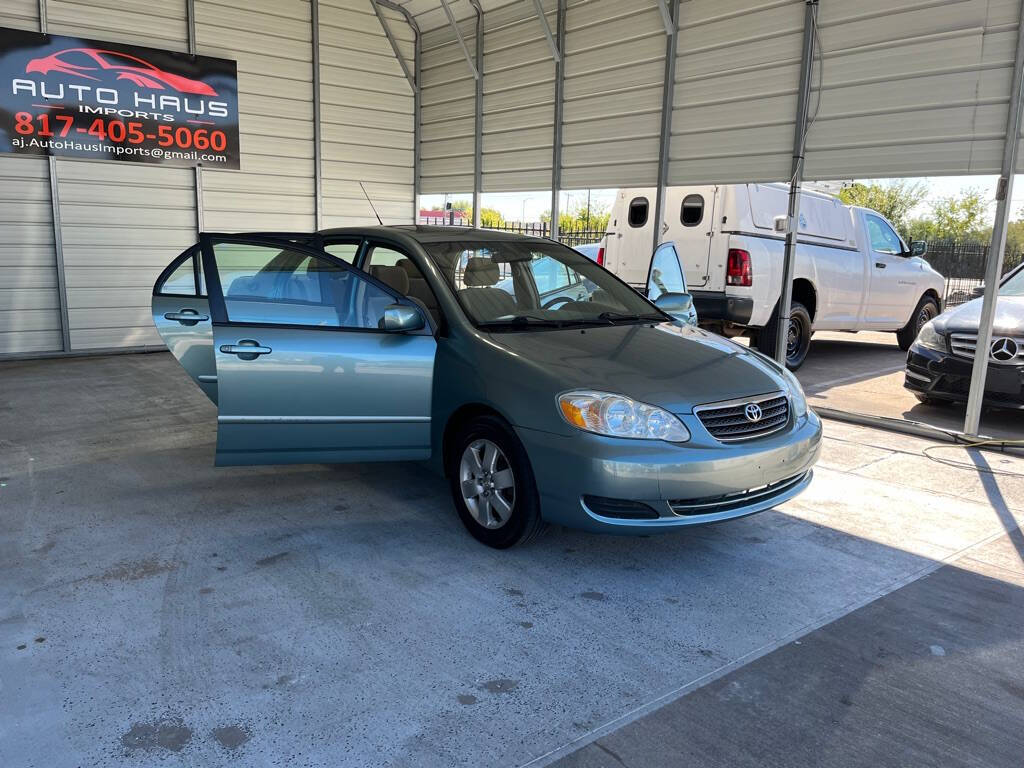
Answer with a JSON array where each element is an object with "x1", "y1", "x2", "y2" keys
[
  {"x1": 47, "y1": 0, "x2": 192, "y2": 350},
  {"x1": 419, "y1": 14, "x2": 477, "y2": 195},
  {"x1": 560, "y1": 0, "x2": 665, "y2": 188},
  {"x1": 481, "y1": 0, "x2": 556, "y2": 192},
  {"x1": 0, "y1": 2, "x2": 59, "y2": 355},
  {"x1": 194, "y1": 0, "x2": 316, "y2": 232},
  {"x1": 319, "y1": 0, "x2": 415, "y2": 225}
]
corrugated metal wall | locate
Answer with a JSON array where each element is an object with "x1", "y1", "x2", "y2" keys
[
  {"x1": 481, "y1": 0, "x2": 556, "y2": 192},
  {"x1": 561, "y1": 0, "x2": 665, "y2": 188},
  {"x1": 195, "y1": 0, "x2": 316, "y2": 232},
  {"x1": 419, "y1": 13, "x2": 477, "y2": 194},
  {"x1": 320, "y1": 0, "x2": 415, "y2": 225},
  {"x1": 805, "y1": 0, "x2": 1018, "y2": 179},
  {"x1": 0, "y1": 0, "x2": 417, "y2": 357},
  {"x1": 0, "y1": 2, "x2": 58, "y2": 355}
]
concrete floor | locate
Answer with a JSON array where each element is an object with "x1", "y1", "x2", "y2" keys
[{"x1": 2, "y1": 352, "x2": 1024, "y2": 767}]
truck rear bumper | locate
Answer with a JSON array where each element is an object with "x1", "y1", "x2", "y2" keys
[{"x1": 691, "y1": 291, "x2": 754, "y2": 326}]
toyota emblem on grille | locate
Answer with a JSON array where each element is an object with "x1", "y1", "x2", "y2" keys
[
  {"x1": 744, "y1": 403, "x2": 763, "y2": 422},
  {"x1": 990, "y1": 337, "x2": 1019, "y2": 362}
]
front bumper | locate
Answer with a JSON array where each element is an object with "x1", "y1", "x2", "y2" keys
[
  {"x1": 904, "y1": 344, "x2": 1024, "y2": 409},
  {"x1": 515, "y1": 410, "x2": 822, "y2": 535}
]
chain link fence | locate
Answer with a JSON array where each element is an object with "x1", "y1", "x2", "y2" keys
[{"x1": 923, "y1": 240, "x2": 1023, "y2": 307}]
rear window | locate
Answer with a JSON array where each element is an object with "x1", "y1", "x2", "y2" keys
[{"x1": 628, "y1": 197, "x2": 648, "y2": 228}]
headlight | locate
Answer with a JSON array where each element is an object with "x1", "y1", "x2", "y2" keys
[
  {"x1": 780, "y1": 366, "x2": 808, "y2": 420},
  {"x1": 915, "y1": 320, "x2": 946, "y2": 352},
  {"x1": 558, "y1": 390, "x2": 690, "y2": 442}
]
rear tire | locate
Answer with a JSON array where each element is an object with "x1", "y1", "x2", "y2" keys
[
  {"x1": 897, "y1": 295, "x2": 939, "y2": 351},
  {"x1": 447, "y1": 415, "x2": 545, "y2": 549},
  {"x1": 756, "y1": 301, "x2": 812, "y2": 371}
]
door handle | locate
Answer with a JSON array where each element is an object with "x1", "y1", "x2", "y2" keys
[
  {"x1": 874, "y1": 262, "x2": 887, "y2": 269},
  {"x1": 220, "y1": 341, "x2": 272, "y2": 360},
  {"x1": 164, "y1": 310, "x2": 209, "y2": 324}
]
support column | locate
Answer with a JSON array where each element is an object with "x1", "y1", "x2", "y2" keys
[
  {"x1": 774, "y1": 0, "x2": 818, "y2": 366},
  {"x1": 549, "y1": 0, "x2": 566, "y2": 240},
  {"x1": 39, "y1": 0, "x2": 71, "y2": 352},
  {"x1": 653, "y1": 0, "x2": 680, "y2": 252},
  {"x1": 964, "y1": 0, "x2": 1024, "y2": 435},
  {"x1": 471, "y1": 0, "x2": 483, "y2": 228},
  {"x1": 186, "y1": 0, "x2": 204, "y2": 234},
  {"x1": 311, "y1": 0, "x2": 323, "y2": 230}
]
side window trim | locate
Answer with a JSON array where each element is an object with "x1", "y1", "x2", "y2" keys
[
  {"x1": 199, "y1": 234, "x2": 415, "y2": 331},
  {"x1": 154, "y1": 245, "x2": 202, "y2": 297}
]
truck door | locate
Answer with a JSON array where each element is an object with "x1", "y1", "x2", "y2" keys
[
  {"x1": 668, "y1": 186, "x2": 717, "y2": 288},
  {"x1": 606, "y1": 191, "x2": 655, "y2": 286},
  {"x1": 863, "y1": 212, "x2": 920, "y2": 328}
]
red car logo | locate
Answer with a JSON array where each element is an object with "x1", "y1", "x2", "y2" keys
[{"x1": 25, "y1": 48, "x2": 217, "y2": 96}]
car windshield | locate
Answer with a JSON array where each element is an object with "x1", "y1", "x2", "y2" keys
[
  {"x1": 424, "y1": 240, "x2": 668, "y2": 330},
  {"x1": 1002, "y1": 266, "x2": 1024, "y2": 296}
]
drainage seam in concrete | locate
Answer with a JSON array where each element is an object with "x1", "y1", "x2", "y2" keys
[{"x1": 518, "y1": 524, "x2": 1022, "y2": 768}]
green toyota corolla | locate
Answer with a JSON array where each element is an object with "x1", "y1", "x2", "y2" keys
[{"x1": 152, "y1": 226, "x2": 821, "y2": 548}]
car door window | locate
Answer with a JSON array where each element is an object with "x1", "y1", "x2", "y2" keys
[
  {"x1": 866, "y1": 214, "x2": 903, "y2": 255},
  {"x1": 323, "y1": 241, "x2": 360, "y2": 263},
  {"x1": 210, "y1": 241, "x2": 397, "y2": 329},
  {"x1": 647, "y1": 245, "x2": 686, "y2": 301},
  {"x1": 156, "y1": 252, "x2": 203, "y2": 296}
]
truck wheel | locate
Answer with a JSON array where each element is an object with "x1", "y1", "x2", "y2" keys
[
  {"x1": 447, "y1": 414, "x2": 545, "y2": 549},
  {"x1": 897, "y1": 295, "x2": 939, "y2": 351},
  {"x1": 756, "y1": 301, "x2": 812, "y2": 371}
]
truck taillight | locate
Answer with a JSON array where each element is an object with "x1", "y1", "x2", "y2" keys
[
  {"x1": 726, "y1": 249, "x2": 752, "y2": 286},
  {"x1": 596, "y1": 246, "x2": 605, "y2": 266}
]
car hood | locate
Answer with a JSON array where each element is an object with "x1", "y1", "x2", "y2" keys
[
  {"x1": 935, "y1": 295, "x2": 1024, "y2": 335},
  {"x1": 484, "y1": 322, "x2": 786, "y2": 414}
]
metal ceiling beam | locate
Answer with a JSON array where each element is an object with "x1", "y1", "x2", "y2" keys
[
  {"x1": 549, "y1": 0, "x2": 566, "y2": 240},
  {"x1": 469, "y1": 0, "x2": 484, "y2": 227},
  {"x1": 439, "y1": 0, "x2": 480, "y2": 79},
  {"x1": 371, "y1": 0, "x2": 419, "y2": 95},
  {"x1": 774, "y1": 0, "x2": 818, "y2": 365},
  {"x1": 656, "y1": 0, "x2": 674, "y2": 35},
  {"x1": 530, "y1": 0, "x2": 561, "y2": 62},
  {"x1": 963, "y1": 0, "x2": 1024, "y2": 435},
  {"x1": 653, "y1": 0, "x2": 680, "y2": 252}
]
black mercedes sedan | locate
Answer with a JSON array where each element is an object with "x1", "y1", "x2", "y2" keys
[{"x1": 905, "y1": 262, "x2": 1024, "y2": 408}]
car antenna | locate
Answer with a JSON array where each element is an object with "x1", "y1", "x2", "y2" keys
[{"x1": 359, "y1": 181, "x2": 384, "y2": 225}]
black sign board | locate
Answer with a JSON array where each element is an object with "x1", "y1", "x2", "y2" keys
[{"x1": 0, "y1": 27, "x2": 239, "y2": 169}]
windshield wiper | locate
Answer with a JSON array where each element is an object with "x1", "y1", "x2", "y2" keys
[
  {"x1": 478, "y1": 314, "x2": 568, "y2": 328},
  {"x1": 597, "y1": 311, "x2": 666, "y2": 324}
]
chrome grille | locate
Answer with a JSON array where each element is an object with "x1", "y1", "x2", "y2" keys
[
  {"x1": 694, "y1": 392, "x2": 789, "y2": 442},
  {"x1": 949, "y1": 333, "x2": 1024, "y2": 365}
]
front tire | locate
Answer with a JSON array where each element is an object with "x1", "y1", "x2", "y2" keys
[
  {"x1": 447, "y1": 415, "x2": 545, "y2": 549},
  {"x1": 897, "y1": 295, "x2": 939, "y2": 351},
  {"x1": 756, "y1": 300, "x2": 812, "y2": 371}
]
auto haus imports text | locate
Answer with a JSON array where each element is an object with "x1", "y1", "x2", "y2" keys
[{"x1": 11, "y1": 78, "x2": 230, "y2": 121}]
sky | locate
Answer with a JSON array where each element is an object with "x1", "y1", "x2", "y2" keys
[{"x1": 420, "y1": 175, "x2": 1024, "y2": 227}]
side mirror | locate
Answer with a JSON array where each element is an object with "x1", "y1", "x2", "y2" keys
[
  {"x1": 382, "y1": 303, "x2": 425, "y2": 332},
  {"x1": 910, "y1": 240, "x2": 928, "y2": 257},
  {"x1": 654, "y1": 292, "x2": 696, "y2": 326}
]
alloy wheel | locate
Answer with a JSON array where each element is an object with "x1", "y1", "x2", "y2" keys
[{"x1": 459, "y1": 439, "x2": 516, "y2": 529}]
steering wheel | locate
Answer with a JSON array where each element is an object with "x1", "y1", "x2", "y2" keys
[{"x1": 542, "y1": 296, "x2": 575, "y2": 309}]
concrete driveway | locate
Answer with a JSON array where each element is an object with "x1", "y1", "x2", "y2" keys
[{"x1": 2, "y1": 352, "x2": 1023, "y2": 767}]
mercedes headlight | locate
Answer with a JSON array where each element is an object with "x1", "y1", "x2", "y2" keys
[
  {"x1": 915, "y1": 320, "x2": 946, "y2": 352},
  {"x1": 558, "y1": 391, "x2": 690, "y2": 442},
  {"x1": 780, "y1": 366, "x2": 808, "y2": 420}
]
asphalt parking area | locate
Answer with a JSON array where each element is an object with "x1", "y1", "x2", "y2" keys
[
  {"x1": 795, "y1": 330, "x2": 1024, "y2": 440},
  {"x1": 2, "y1": 352, "x2": 1024, "y2": 767}
]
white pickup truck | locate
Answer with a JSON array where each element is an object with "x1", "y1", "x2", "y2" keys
[{"x1": 599, "y1": 183, "x2": 946, "y2": 368}]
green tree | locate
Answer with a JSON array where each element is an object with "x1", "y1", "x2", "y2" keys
[
  {"x1": 927, "y1": 187, "x2": 989, "y2": 240},
  {"x1": 838, "y1": 180, "x2": 928, "y2": 237},
  {"x1": 479, "y1": 207, "x2": 503, "y2": 227}
]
